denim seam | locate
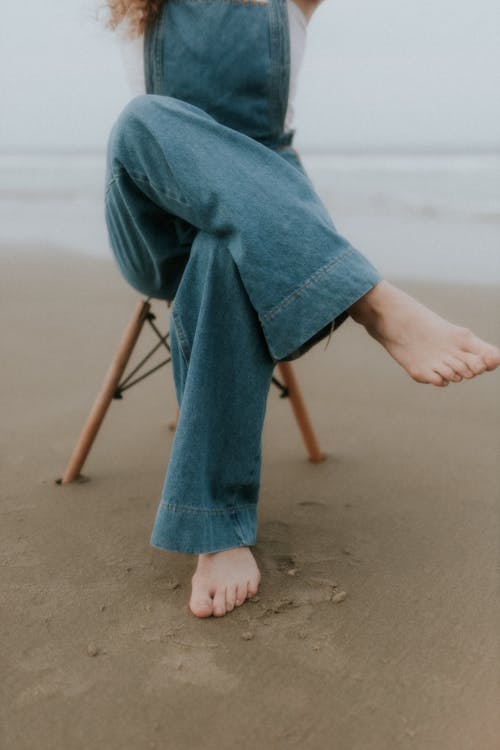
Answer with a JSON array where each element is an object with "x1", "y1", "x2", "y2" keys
[
  {"x1": 267, "y1": 0, "x2": 289, "y2": 138},
  {"x1": 171, "y1": 308, "x2": 191, "y2": 365},
  {"x1": 145, "y1": 2, "x2": 166, "y2": 93},
  {"x1": 261, "y1": 246, "x2": 354, "y2": 323},
  {"x1": 105, "y1": 169, "x2": 192, "y2": 210},
  {"x1": 160, "y1": 502, "x2": 257, "y2": 514},
  {"x1": 231, "y1": 511, "x2": 250, "y2": 546}
]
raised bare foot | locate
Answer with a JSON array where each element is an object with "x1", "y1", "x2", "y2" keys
[
  {"x1": 349, "y1": 280, "x2": 500, "y2": 387},
  {"x1": 189, "y1": 546, "x2": 261, "y2": 618}
]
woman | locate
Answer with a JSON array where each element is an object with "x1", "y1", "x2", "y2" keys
[{"x1": 104, "y1": 0, "x2": 500, "y2": 619}]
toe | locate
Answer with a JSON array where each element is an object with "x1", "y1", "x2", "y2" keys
[
  {"x1": 225, "y1": 585, "x2": 237, "y2": 612},
  {"x1": 483, "y1": 345, "x2": 500, "y2": 371},
  {"x1": 462, "y1": 353, "x2": 487, "y2": 376},
  {"x1": 408, "y1": 366, "x2": 444, "y2": 385},
  {"x1": 458, "y1": 330, "x2": 500, "y2": 370},
  {"x1": 189, "y1": 590, "x2": 214, "y2": 618},
  {"x1": 446, "y1": 356, "x2": 474, "y2": 379},
  {"x1": 247, "y1": 578, "x2": 260, "y2": 598},
  {"x1": 430, "y1": 371, "x2": 449, "y2": 387},
  {"x1": 435, "y1": 364, "x2": 461, "y2": 383},
  {"x1": 235, "y1": 582, "x2": 249, "y2": 606},
  {"x1": 189, "y1": 576, "x2": 214, "y2": 618},
  {"x1": 212, "y1": 588, "x2": 227, "y2": 617}
]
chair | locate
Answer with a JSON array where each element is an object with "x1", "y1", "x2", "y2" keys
[{"x1": 59, "y1": 298, "x2": 325, "y2": 484}]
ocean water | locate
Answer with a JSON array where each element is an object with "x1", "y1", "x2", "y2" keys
[{"x1": 0, "y1": 152, "x2": 499, "y2": 283}]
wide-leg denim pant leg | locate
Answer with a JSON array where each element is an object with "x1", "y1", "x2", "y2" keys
[
  {"x1": 153, "y1": 232, "x2": 276, "y2": 553},
  {"x1": 105, "y1": 93, "x2": 382, "y2": 554}
]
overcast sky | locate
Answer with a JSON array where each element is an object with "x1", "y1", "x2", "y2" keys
[{"x1": 1, "y1": 0, "x2": 499, "y2": 153}]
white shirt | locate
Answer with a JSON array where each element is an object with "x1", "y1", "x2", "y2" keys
[{"x1": 117, "y1": 0, "x2": 308, "y2": 131}]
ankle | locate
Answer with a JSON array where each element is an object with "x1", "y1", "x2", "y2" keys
[
  {"x1": 349, "y1": 280, "x2": 389, "y2": 324},
  {"x1": 197, "y1": 546, "x2": 250, "y2": 565}
]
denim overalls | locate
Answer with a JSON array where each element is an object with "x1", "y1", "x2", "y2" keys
[{"x1": 104, "y1": 0, "x2": 382, "y2": 554}]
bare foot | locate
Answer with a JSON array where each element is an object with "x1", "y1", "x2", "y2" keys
[
  {"x1": 189, "y1": 547, "x2": 261, "y2": 618},
  {"x1": 349, "y1": 280, "x2": 500, "y2": 387}
]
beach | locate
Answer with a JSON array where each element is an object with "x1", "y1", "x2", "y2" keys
[
  {"x1": 1, "y1": 152, "x2": 499, "y2": 283},
  {"x1": 1, "y1": 245, "x2": 499, "y2": 749}
]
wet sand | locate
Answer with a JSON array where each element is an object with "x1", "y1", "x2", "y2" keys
[{"x1": 1, "y1": 247, "x2": 499, "y2": 749}]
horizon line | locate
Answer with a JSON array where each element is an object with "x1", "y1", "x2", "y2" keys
[{"x1": 1, "y1": 146, "x2": 499, "y2": 158}]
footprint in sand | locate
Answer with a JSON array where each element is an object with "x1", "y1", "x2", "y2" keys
[
  {"x1": 145, "y1": 649, "x2": 240, "y2": 694},
  {"x1": 296, "y1": 500, "x2": 326, "y2": 508}
]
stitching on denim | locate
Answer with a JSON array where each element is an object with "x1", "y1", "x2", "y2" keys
[
  {"x1": 267, "y1": 0, "x2": 288, "y2": 136},
  {"x1": 261, "y1": 246, "x2": 354, "y2": 322},
  {"x1": 145, "y1": 1, "x2": 167, "y2": 93},
  {"x1": 171, "y1": 308, "x2": 191, "y2": 365},
  {"x1": 231, "y1": 510, "x2": 249, "y2": 546},
  {"x1": 105, "y1": 168, "x2": 192, "y2": 210},
  {"x1": 160, "y1": 502, "x2": 257, "y2": 514}
]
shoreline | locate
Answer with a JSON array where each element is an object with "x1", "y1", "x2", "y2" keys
[{"x1": 3, "y1": 242, "x2": 500, "y2": 288}]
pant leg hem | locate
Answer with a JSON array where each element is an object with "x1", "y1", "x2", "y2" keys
[
  {"x1": 260, "y1": 246, "x2": 383, "y2": 361},
  {"x1": 150, "y1": 502, "x2": 258, "y2": 555}
]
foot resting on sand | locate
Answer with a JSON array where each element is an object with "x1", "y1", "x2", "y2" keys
[
  {"x1": 349, "y1": 280, "x2": 500, "y2": 387},
  {"x1": 189, "y1": 546, "x2": 261, "y2": 618}
]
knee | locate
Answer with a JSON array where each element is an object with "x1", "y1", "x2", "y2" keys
[
  {"x1": 106, "y1": 95, "x2": 156, "y2": 170},
  {"x1": 117, "y1": 93, "x2": 160, "y2": 131},
  {"x1": 107, "y1": 94, "x2": 184, "y2": 158}
]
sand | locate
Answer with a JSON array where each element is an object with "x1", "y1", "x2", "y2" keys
[{"x1": 1, "y1": 247, "x2": 499, "y2": 750}]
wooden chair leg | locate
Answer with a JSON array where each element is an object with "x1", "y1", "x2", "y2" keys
[
  {"x1": 60, "y1": 300, "x2": 151, "y2": 484},
  {"x1": 277, "y1": 361, "x2": 325, "y2": 463}
]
